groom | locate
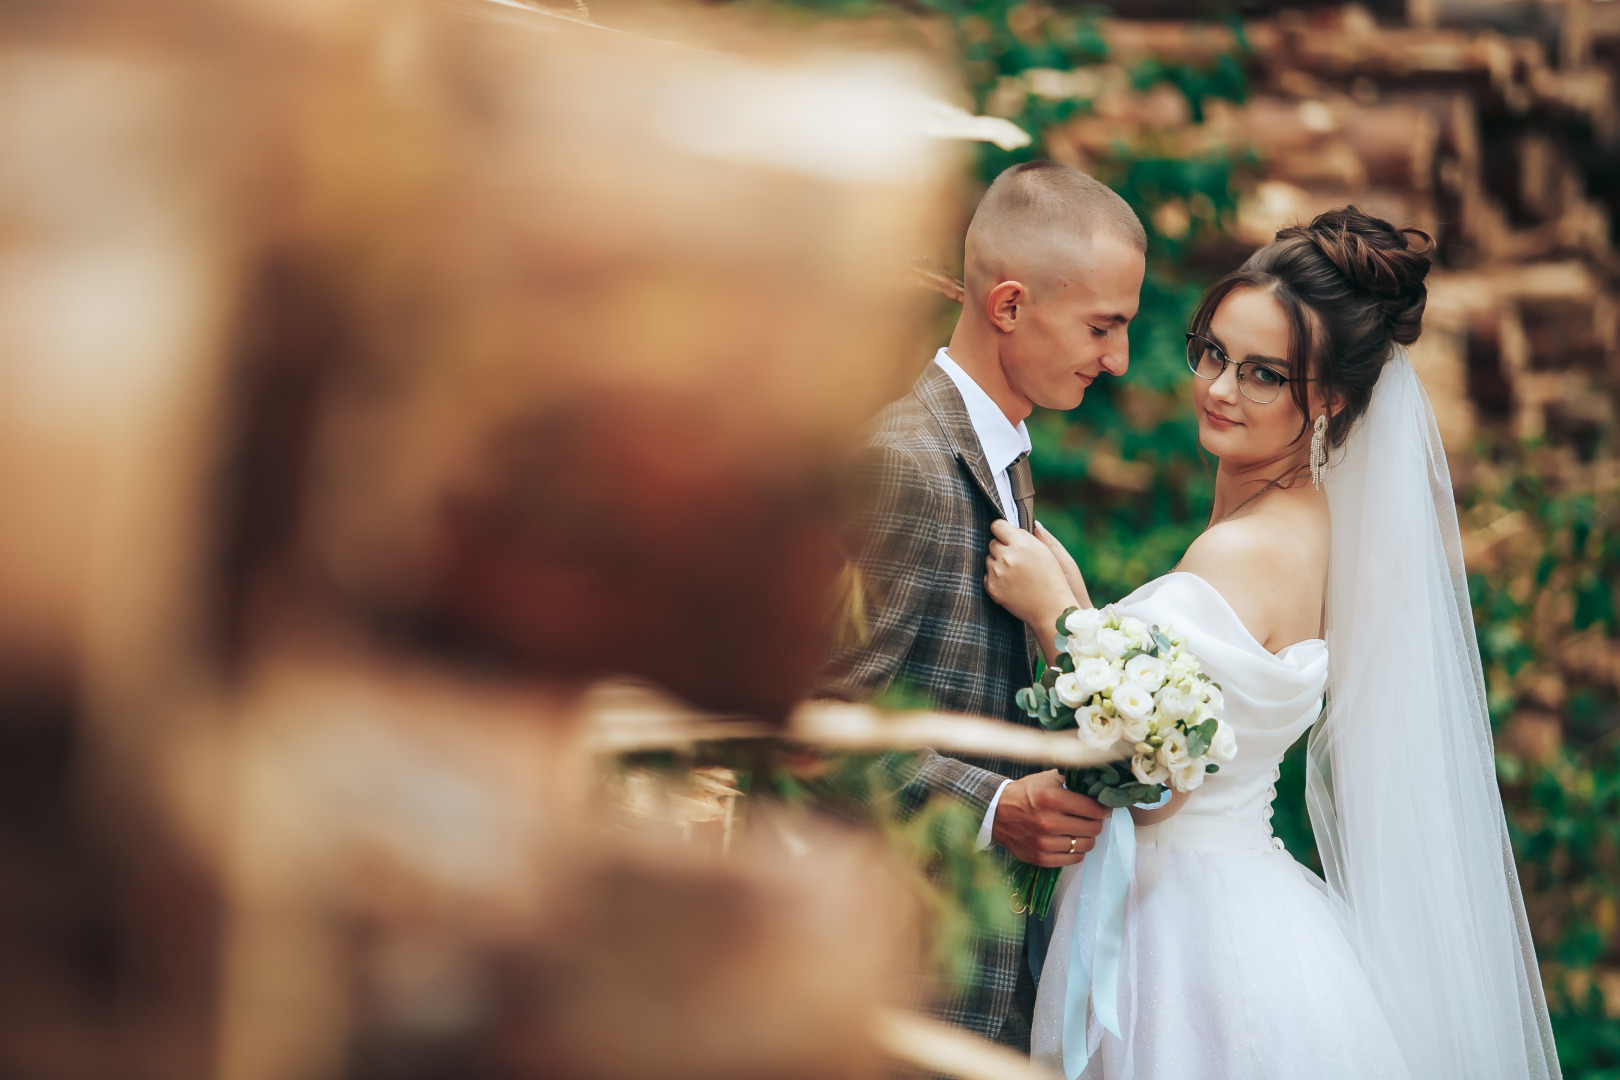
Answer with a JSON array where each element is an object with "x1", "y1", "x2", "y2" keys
[{"x1": 819, "y1": 160, "x2": 1146, "y2": 1049}]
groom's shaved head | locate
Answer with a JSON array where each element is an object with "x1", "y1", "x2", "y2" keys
[
  {"x1": 951, "y1": 161, "x2": 1145, "y2": 414},
  {"x1": 965, "y1": 161, "x2": 1145, "y2": 300}
]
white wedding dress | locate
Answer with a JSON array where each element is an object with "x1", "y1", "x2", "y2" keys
[
  {"x1": 1033, "y1": 572, "x2": 1409, "y2": 1079},
  {"x1": 1029, "y1": 353, "x2": 1559, "y2": 1080}
]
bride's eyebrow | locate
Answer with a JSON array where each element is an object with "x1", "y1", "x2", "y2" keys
[
  {"x1": 1209, "y1": 329, "x2": 1287, "y2": 369},
  {"x1": 1247, "y1": 352, "x2": 1288, "y2": 368}
]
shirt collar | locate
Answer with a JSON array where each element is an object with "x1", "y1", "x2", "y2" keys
[{"x1": 932, "y1": 348, "x2": 1031, "y2": 474}]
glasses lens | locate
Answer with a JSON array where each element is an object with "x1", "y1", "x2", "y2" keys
[
  {"x1": 1238, "y1": 363, "x2": 1285, "y2": 404},
  {"x1": 1186, "y1": 337, "x2": 1223, "y2": 379}
]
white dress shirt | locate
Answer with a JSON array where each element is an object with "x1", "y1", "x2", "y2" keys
[{"x1": 932, "y1": 348, "x2": 1030, "y2": 850}]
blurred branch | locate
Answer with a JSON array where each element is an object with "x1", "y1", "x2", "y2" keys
[
  {"x1": 790, "y1": 701, "x2": 1113, "y2": 768},
  {"x1": 581, "y1": 684, "x2": 1113, "y2": 768},
  {"x1": 876, "y1": 1009, "x2": 1057, "y2": 1080},
  {"x1": 579, "y1": 684, "x2": 771, "y2": 754},
  {"x1": 1462, "y1": 508, "x2": 1530, "y2": 565},
  {"x1": 912, "y1": 98, "x2": 1032, "y2": 151},
  {"x1": 903, "y1": 257, "x2": 966, "y2": 303}
]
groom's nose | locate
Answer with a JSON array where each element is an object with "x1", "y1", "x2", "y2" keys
[{"x1": 1099, "y1": 338, "x2": 1129, "y2": 377}]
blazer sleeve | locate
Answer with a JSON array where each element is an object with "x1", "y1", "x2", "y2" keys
[
  {"x1": 814, "y1": 442, "x2": 1008, "y2": 820},
  {"x1": 817, "y1": 441, "x2": 937, "y2": 700}
]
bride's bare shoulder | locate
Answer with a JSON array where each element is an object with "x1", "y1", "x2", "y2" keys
[{"x1": 1177, "y1": 496, "x2": 1327, "y2": 650}]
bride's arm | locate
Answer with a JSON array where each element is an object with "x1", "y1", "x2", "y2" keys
[{"x1": 984, "y1": 519, "x2": 1090, "y2": 664}]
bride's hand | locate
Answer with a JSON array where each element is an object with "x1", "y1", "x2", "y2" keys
[
  {"x1": 985, "y1": 519, "x2": 1079, "y2": 659},
  {"x1": 1034, "y1": 521, "x2": 1091, "y2": 610}
]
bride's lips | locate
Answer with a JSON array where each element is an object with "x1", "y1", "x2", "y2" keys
[{"x1": 1202, "y1": 408, "x2": 1243, "y2": 429}]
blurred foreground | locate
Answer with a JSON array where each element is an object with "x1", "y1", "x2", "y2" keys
[{"x1": 0, "y1": 2, "x2": 1032, "y2": 1077}]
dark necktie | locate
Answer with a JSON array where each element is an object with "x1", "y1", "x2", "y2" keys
[{"x1": 1008, "y1": 451, "x2": 1035, "y2": 532}]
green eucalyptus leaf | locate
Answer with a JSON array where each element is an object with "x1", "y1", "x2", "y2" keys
[
  {"x1": 1041, "y1": 667, "x2": 1060, "y2": 690},
  {"x1": 1043, "y1": 705, "x2": 1076, "y2": 731},
  {"x1": 1056, "y1": 652, "x2": 1076, "y2": 673},
  {"x1": 1015, "y1": 687, "x2": 1038, "y2": 715},
  {"x1": 1056, "y1": 606, "x2": 1079, "y2": 635},
  {"x1": 1197, "y1": 717, "x2": 1219, "y2": 741},
  {"x1": 1187, "y1": 731, "x2": 1209, "y2": 758},
  {"x1": 1205, "y1": 763, "x2": 1220, "y2": 773},
  {"x1": 1097, "y1": 787, "x2": 1135, "y2": 808}
]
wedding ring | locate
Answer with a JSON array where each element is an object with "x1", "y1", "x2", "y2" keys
[{"x1": 1068, "y1": 836, "x2": 1078, "y2": 854}]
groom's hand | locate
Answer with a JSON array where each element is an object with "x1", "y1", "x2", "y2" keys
[{"x1": 991, "y1": 769, "x2": 1107, "y2": 867}]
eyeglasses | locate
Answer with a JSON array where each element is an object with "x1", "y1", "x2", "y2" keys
[{"x1": 1185, "y1": 332, "x2": 1302, "y2": 405}]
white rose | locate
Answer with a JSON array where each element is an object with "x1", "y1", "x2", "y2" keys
[
  {"x1": 1068, "y1": 638, "x2": 1105, "y2": 661},
  {"x1": 1203, "y1": 682, "x2": 1225, "y2": 714},
  {"x1": 1209, "y1": 718, "x2": 1238, "y2": 763},
  {"x1": 1052, "y1": 672, "x2": 1089, "y2": 708},
  {"x1": 1156, "y1": 728, "x2": 1191, "y2": 771},
  {"x1": 1095, "y1": 627, "x2": 1130, "y2": 661},
  {"x1": 1112, "y1": 680, "x2": 1156, "y2": 722},
  {"x1": 1170, "y1": 756, "x2": 1207, "y2": 792},
  {"x1": 1154, "y1": 685, "x2": 1194, "y2": 723},
  {"x1": 1124, "y1": 654, "x2": 1168, "y2": 693},
  {"x1": 1119, "y1": 709, "x2": 1153, "y2": 743},
  {"x1": 1075, "y1": 703, "x2": 1123, "y2": 750},
  {"x1": 1168, "y1": 653, "x2": 1201, "y2": 681},
  {"x1": 1073, "y1": 657, "x2": 1119, "y2": 696},
  {"x1": 1118, "y1": 616, "x2": 1150, "y2": 649},
  {"x1": 1132, "y1": 752, "x2": 1169, "y2": 786},
  {"x1": 1064, "y1": 607, "x2": 1107, "y2": 646}
]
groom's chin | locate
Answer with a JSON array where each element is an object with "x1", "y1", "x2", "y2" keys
[{"x1": 1038, "y1": 387, "x2": 1089, "y2": 412}]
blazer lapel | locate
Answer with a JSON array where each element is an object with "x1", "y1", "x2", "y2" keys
[
  {"x1": 915, "y1": 363, "x2": 1042, "y2": 681},
  {"x1": 914, "y1": 362, "x2": 1010, "y2": 521}
]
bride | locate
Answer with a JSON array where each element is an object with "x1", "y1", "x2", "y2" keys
[{"x1": 983, "y1": 207, "x2": 1560, "y2": 1079}]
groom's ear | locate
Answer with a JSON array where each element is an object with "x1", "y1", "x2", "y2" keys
[{"x1": 986, "y1": 279, "x2": 1027, "y2": 333}]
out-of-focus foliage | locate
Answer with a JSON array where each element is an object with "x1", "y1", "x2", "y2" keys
[
  {"x1": 623, "y1": 740, "x2": 1016, "y2": 996},
  {"x1": 1460, "y1": 441, "x2": 1620, "y2": 1076},
  {"x1": 776, "y1": 750, "x2": 1019, "y2": 992}
]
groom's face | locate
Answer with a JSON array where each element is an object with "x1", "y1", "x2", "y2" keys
[{"x1": 1004, "y1": 231, "x2": 1144, "y2": 412}]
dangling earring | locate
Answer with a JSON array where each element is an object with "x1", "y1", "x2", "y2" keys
[{"x1": 1310, "y1": 414, "x2": 1329, "y2": 490}]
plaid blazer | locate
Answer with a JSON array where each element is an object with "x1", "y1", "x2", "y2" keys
[{"x1": 818, "y1": 360, "x2": 1044, "y2": 1046}]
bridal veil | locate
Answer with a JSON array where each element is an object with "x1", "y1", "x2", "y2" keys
[{"x1": 1310, "y1": 348, "x2": 1559, "y2": 1078}]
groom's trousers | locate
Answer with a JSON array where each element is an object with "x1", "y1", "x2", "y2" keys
[{"x1": 996, "y1": 923, "x2": 1041, "y2": 1053}]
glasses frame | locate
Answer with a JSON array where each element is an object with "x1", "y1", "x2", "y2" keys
[{"x1": 1184, "y1": 332, "x2": 1308, "y2": 405}]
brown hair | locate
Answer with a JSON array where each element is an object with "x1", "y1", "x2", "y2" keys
[{"x1": 1189, "y1": 205, "x2": 1432, "y2": 447}]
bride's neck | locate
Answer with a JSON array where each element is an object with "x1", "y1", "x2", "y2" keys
[{"x1": 1209, "y1": 452, "x2": 1310, "y2": 522}]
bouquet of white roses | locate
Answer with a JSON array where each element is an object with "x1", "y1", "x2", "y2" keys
[{"x1": 1009, "y1": 604, "x2": 1235, "y2": 918}]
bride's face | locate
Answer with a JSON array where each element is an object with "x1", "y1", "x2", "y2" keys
[{"x1": 1190, "y1": 286, "x2": 1315, "y2": 469}]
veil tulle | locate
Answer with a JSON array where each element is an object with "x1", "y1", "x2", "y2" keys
[{"x1": 1308, "y1": 347, "x2": 1559, "y2": 1078}]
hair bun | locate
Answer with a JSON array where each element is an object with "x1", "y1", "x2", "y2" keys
[{"x1": 1300, "y1": 206, "x2": 1432, "y2": 346}]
